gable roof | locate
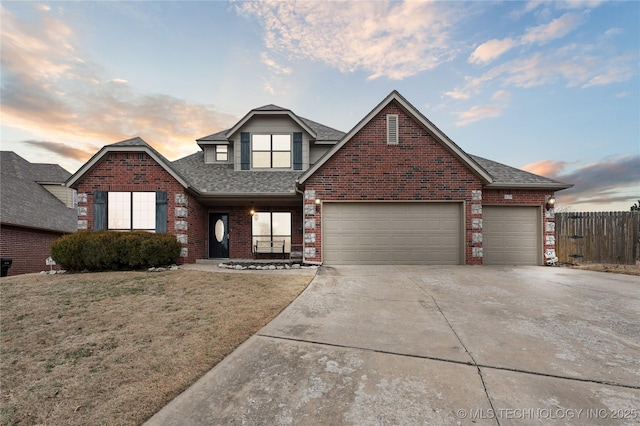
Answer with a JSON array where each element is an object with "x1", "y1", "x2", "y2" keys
[
  {"x1": 298, "y1": 90, "x2": 495, "y2": 184},
  {"x1": 196, "y1": 106, "x2": 345, "y2": 145},
  {"x1": 66, "y1": 137, "x2": 192, "y2": 190},
  {"x1": 470, "y1": 155, "x2": 572, "y2": 190},
  {"x1": 0, "y1": 151, "x2": 76, "y2": 233},
  {"x1": 224, "y1": 104, "x2": 317, "y2": 139}
]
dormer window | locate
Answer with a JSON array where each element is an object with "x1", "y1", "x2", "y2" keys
[
  {"x1": 205, "y1": 144, "x2": 229, "y2": 164},
  {"x1": 252, "y1": 134, "x2": 291, "y2": 169},
  {"x1": 216, "y1": 145, "x2": 228, "y2": 162}
]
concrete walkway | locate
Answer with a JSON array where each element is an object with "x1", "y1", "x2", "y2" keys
[{"x1": 146, "y1": 265, "x2": 640, "y2": 425}]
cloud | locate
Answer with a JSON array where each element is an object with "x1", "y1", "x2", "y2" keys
[
  {"x1": 491, "y1": 90, "x2": 510, "y2": 102},
  {"x1": 236, "y1": 0, "x2": 458, "y2": 80},
  {"x1": 23, "y1": 140, "x2": 94, "y2": 162},
  {"x1": 0, "y1": 6, "x2": 237, "y2": 161},
  {"x1": 443, "y1": 90, "x2": 470, "y2": 100},
  {"x1": 522, "y1": 159, "x2": 570, "y2": 180},
  {"x1": 454, "y1": 105, "x2": 504, "y2": 126},
  {"x1": 260, "y1": 52, "x2": 292, "y2": 75},
  {"x1": 452, "y1": 44, "x2": 635, "y2": 101},
  {"x1": 521, "y1": 13, "x2": 584, "y2": 45},
  {"x1": 524, "y1": 156, "x2": 640, "y2": 206},
  {"x1": 525, "y1": 0, "x2": 604, "y2": 13},
  {"x1": 469, "y1": 38, "x2": 518, "y2": 65},
  {"x1": 453, "y1": 90, "x2": 510, "y2": 126},
  {"x1": 453, "y1": 2, "x2": 634, "y2": 106},
  {"x1": 468, "y1": 12, "x2": 583, "y2": 66}
]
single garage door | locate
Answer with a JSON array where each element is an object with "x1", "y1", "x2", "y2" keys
[
  {"x1": 483, "y1": 206, "x2": 541, "y2": 265},
  {"x1": 323, "y1": 202, "x2": 462, "y2": 265}
]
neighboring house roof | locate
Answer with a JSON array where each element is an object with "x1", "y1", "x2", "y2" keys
[
  {"x1": 172, "y1": 152, "x2": 300, "y2": 196},
  {"x1": 0, "y1": 151, "x2": 77, "y2": 233},
  {"x1": 298, "y1": 90, "x2": 495, "y2": 185},
  {"x1": 66, "y1": 137, "x2": 192, "y2": 190},
  {"x1": 470, "y1": 155, "x2": 572, "y2": 190},
  {"x1": 31, "y1": 164, "x2": 72, "y2": 184},
  {"x1": 196, "y1": 105, "x2": 346, "y2": 144},
  {"x1": 1, "y1": 151, "x2": 70, "y2": 183}
]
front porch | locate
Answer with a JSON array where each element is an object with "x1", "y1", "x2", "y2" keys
[{"x1": 201, "y1": 201, "x2": 304, "y2": 261}]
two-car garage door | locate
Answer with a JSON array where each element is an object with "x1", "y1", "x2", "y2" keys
[{"x1": 322, "y1": 202, "x2": 462, "y2": 265}]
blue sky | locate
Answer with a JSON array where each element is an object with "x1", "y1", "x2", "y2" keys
[{"x1": 1, "y1": 0, "x2": 638, "y2": 211}]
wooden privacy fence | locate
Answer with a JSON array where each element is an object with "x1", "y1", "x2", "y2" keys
[{"x1": 555, "y1": 211, "x2": 640, "y2": 265}]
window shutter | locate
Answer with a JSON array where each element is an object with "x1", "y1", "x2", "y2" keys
[
  {"x1": 293, "y1": 132, "x2": 303, "y2": 170},
  {"x1": 387, "y1": 114, "x2": 398, "y2": 145},
  {"x1": 94, "y1": 191, "x2": 107, "y2": 231},
  {"x1": 241, "y1": 132, "x2": 250, "y2": 170},
  {"x1": 155, "y1": 191, "x2": 168, "y2": 233}
]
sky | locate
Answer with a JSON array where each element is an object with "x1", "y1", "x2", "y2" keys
[{"x1": 1, "y1": 0, "x2": 638, "y2": 212}]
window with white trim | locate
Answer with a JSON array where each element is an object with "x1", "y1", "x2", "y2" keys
[
  {"x1": 252, "y1": 212, "x2": 292, "y2": 252},
  {"x1": 107, "y1": 192, "x2": 156, "y2": 231},
  {"x1": 216, "y1": 145, "x2": 228, "y2": 162},
  {"x1": 252, "y1": 134, "x2": 291, "y2": 168}
]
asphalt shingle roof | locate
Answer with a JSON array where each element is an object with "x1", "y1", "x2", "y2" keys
[
  {"x1": 196, "y1": 106, "x2": 346, "y2": 143},
  {"x1": 170, "y1": 152, "x2": 569, "y2": 196},
  {"x1": 1, "y1": 151, "x2": 71, "y2": 183},
  {"x1": 172, "y1": 152, "x2": 300, "y2": 194},
  {"x1": 470, "y1": 155, "x2": 571, "y2": 189},
  {"x1": 0, "y1": 152, "x2": 77, "y2": 233}
]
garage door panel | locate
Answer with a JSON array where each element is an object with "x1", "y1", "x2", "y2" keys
[
  {"x1": 323, "y1": 202, "x2": 462, "y2": 265},
  {"x1": 483, "y1": 206, "x2": 540, "y2": 265}
]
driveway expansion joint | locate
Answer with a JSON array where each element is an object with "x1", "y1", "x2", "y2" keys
[
  {"x1": 397, "y1": 267, "x2": 502, "y2": 426},
  {"x1": 256, "y1": 333, "x2": 476, "y2": 367},
  {"x1": 475, "y1": 363, "x2": 640, "y2": 391}
]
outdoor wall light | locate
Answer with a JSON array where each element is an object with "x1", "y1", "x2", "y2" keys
[
  {"x1": 315, "y1": 198, "x2": 321, "y2": 212},
  {"x1": 250, "y1": 208, "x2": 255, "y2": 216},
  {"x1": 545, "y1": 196, "x2": 556, "y2": 211}
]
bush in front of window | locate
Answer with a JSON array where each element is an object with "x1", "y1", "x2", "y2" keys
[{"x1": 51, "y1": 231, "x2": 182, "y2": 272}]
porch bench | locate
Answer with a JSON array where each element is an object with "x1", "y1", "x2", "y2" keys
[{"x1": 253, "y1": 240, "x2": 286, "y2": 259}]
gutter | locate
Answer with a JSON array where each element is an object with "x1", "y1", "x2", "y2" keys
[
  {"x1": 198, "y1": 191, "x2": 298, "y2": 198},
  {"x1": 483, "y1": 183, "x2": 574, "y2": 190}
]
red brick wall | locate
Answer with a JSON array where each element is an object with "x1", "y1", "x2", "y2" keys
[
  {"x1": 74, "y1": 152, "x2": 206, "y2": 264},
  {"x1": 302, "y1": 101, "x2": 554, "y2": 265},
  {"x1": 304, "y1": 101, "x2": 483, "y2": 264},
  {"x1": 0, "y1": 225, "x2": 66, "y2": 276}
]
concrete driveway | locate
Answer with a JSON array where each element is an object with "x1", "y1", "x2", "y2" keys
[{"x1": 146, "y1": 266, "x2": 639, "y2": 425}]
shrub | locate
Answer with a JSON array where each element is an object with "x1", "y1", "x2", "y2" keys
[{"x1": 51, "y1": 231, "x2": 182, "y2": 272}]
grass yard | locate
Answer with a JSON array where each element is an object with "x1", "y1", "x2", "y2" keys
[
  {"x1": 570, "y1": 263, "x2": 640, "y2": 276},
  {"x1": 0, "y1": 269, "x2": 313, "y2": 425}
]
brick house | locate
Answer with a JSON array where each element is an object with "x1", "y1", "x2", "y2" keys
[
  {"x1": 1, "y1": 152, "x2": 77, "y2": 276},
  {"x1": 67, "y1": 91, "x2": 571, "y2": 266}
]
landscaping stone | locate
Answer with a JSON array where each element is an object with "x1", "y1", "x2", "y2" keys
[{"x1": 214, "y1": 262, "x2": 307, "y2": 271}]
